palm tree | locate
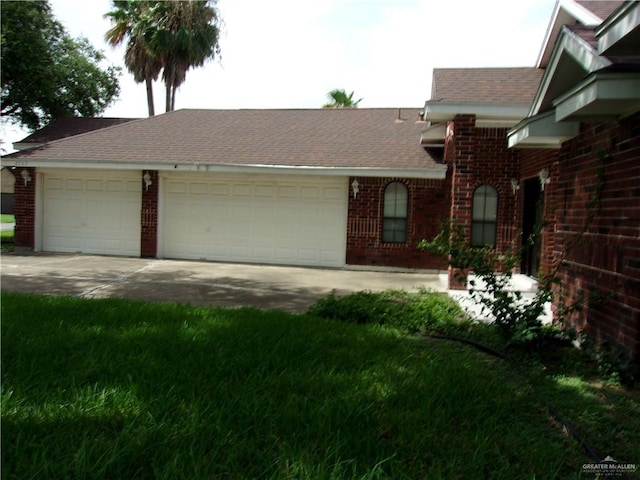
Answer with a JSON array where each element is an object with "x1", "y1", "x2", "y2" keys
[
  {"x1": 323, "y1": 89, "x2": 362, "y2": 108},
  {"x1": 143, "y1": 0, "x2": 221, "y2": 112},
  {"x1": 105, "y1": 1, "x2": 162, "y2": 116}
]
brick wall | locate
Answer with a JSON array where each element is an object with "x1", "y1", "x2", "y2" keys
[
  {"x1": 518, "y1": 148, "x2": 560, "y2": 276},
  {"x1": 140, "y1": 170, "x2": 159, "y2": 258},
  {"x1": 13, "y1": 167, "x2": 36, "y2": 250},
  {"x1": 346, "y1": 176, "x2": 450, "y2": 269},
  {"x1": 446, "y1": 115, "x2": 521, "y2": 287},
  {"x1": 553, "y1": 113, "x2": 640, "y2": 358}
]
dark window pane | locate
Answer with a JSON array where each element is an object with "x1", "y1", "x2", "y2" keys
[{"x1": 382, "y1": 182, "x2": 408, "y2": 243}]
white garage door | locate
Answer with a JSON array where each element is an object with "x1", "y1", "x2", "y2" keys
[
  {"x1": 41, "y1": 169, "x2": 141, "y2": 256},
  {"x1": 162, "y1": 173, "x2": 347, "y2": 267}
]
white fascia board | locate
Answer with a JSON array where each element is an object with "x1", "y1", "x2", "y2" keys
[
  {"x1": 559, "y1": 0, "x2": 603, "y2": 26},
  {"x1": 0, "y1": 159, "x2": 448, "y2": 180},
  {"x1": 423, "y1": 102, "x2": 530, "y2": 124},
  {"x1": 529, "y1": 26, "x2": 611, "y2": 116},
  {"x1": 596, "y1": 1, "x2": 640, "y2": 54},
  {"x1": 536, "y1": 0, "x2": 602, "y2": 68},
  {"x1": 507, "y1": 110, "x2": 579, "y2": 148},
  {"x1": 553, "y1": 72, "x2": 640, "y2": 121}
]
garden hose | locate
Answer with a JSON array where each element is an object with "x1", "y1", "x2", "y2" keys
[{"x1": 427, "y1": 334, "x2": 607, "y2": 464}]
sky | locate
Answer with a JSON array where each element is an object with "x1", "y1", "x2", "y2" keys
[{"x1": 2, "y1": 0, "x2": 558, "y2": 148}]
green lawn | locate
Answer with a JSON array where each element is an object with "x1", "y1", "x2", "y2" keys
[
  {"x1": 1, "y1": 215, "x2": 15, "y2": 250},
  {"x1": 2, "y1": 292, "x2": 638, "y2": 479}
]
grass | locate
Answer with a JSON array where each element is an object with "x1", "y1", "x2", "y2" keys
[
  {"x1": 2, "y1": 292, "x2": 638, "y2": 479},
  {"x1": 1, "y1": 214, "x2": 15, "y2": 251}
]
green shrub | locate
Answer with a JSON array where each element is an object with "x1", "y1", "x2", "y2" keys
[{"x1": 308, "y1": 289, "x2": 469, "y2": 335}]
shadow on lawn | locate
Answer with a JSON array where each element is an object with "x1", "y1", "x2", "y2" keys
[{"x1": 2, "y1": 293, "x2": 638, "y2": 479}]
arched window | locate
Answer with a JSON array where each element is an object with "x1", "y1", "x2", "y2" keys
[
  {"x1": 382, "y1": 182, "x2": 408, "y2": 243},
  {"x1": 472, "y1": 185, "x2": 498, "y2": 247}
]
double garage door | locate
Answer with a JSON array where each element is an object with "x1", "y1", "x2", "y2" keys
[
  {"x1": 162, "y1": 173, "x2": 347, "y2": 267},
  {"x1": 41, "y1": 170, "x2": 347, "y2": 268}
]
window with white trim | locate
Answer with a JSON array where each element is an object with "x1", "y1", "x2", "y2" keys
[
  {"x1": 472, "y1": 185, "x2": 498, "y2": 247},
  {"x1": 382, "y1": 182, "x2": 408, "y2": 243}
]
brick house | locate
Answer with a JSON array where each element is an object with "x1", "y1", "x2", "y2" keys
[
  {"x1": 2, "y1": 0, "x2": 638, "y2": 359},
  {"x1": 423, "y1": 0, "x2": 639, "y2": 359}
]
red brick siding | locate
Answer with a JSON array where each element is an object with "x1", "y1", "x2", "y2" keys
[
  {"x1": 519, "y1": 148, "x2": 560, "y2": 275},
  {"x1": 140, "y1": 170, "x2": 159, "y2": 258},
  {"x1": 446, "y1": 115, "x2": 521, "y2": 287},
  {"x1": 346, "y1": 176, "x2": 450, "y2": 269},
  {"x1": 13, "y1": 167, "x2": 36, "y2": 250},
  {"x1": 553, "y1": 114, "x2": 640, "y2": 358}
]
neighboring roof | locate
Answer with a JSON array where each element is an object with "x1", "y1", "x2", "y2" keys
[
  {"x1": 15, "y1": 117, "x2": 138, "y2": 147},
  {"x1": 2, "y1": 109, "x2": 446, "y2": 178},
  {"x1": 430, "y1": 68, "x2": 544, "y2": 105}
]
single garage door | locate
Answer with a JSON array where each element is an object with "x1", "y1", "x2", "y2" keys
[
  {"x1": 41, "y1": 169, "x2": 141, "y2": 256},
  {"x1": 162, "y1": 173, "x2": 347, "y2": 267}
]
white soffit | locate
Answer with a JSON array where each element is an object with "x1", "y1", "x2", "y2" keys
[
  {"x1": 507, "y1": 110, "x2": 579, "y2": 148},
  {"x1": 596, "y1": 1, "x2": 640, "y2": 55},
  {"x1": 530, "y1": 26, "x2": 611, "y2": 116},
  {"x1": 423, "y1": 102, "x2": 530, "y2": 126},
  {"x1": 553, "y1": 72, "x2": 640, "y2": 121}
]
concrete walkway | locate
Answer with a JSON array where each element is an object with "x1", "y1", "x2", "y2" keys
[{"x1": 0, "y1": 253, "x2": 448, "y2": 313}]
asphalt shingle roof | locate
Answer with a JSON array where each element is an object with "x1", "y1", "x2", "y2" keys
[
  {"x1": 17, "y1": 117, "x2": 137, "y2": 144},
  {"x1": 431, "y1": 67, "x2": 544, "y2": 104},
  {"x1": 6, "y1": 108, "x2": 442, "y2": 171},
  {"x1": 576, "y1": 0, "x2": 625, "y2": 22}
]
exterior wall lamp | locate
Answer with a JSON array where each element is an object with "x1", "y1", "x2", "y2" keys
[
  {"x1": 538, "y1": 168, "x2": 550, "y2": 191},
  {"x1": 351, "y1": 179, "x2": 359, "y2": 199},
  {"x1": 510, "y1": 178, "x2": 520, "y2": 195},
  {"x1": 143, "y1": 171, "x2": 152, "y2": 191},
  {"x1": 21, "y1": 169, "x2": 31, "y2": 186}
]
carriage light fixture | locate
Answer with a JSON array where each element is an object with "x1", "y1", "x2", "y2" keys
[
  {"x1": 538, "y1": 168, "x2": 550, "y2": 191},
  {"x1": 510, "y1": 178, "x2": 520, "y2": 195},
  {"x1": 351, "y1": 179, "x2": 359, "y2": 199},
  {"x1": 21, "y1": 169, "x2": 31, "y2": 186},
  {"x1": 143, "y1": 171, "x2": 152, "y2": 191}
]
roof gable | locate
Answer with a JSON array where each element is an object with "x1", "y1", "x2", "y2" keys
[{"x1": 536, "y1": 0, "x2": 624, "y2": 68}]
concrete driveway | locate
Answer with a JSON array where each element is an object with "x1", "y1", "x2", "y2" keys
[{"x1": 0, "y1": 253, "x2": 447, "y2": 313}]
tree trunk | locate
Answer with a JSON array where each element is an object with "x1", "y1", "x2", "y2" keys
[
  {"x1": 171, "y1": 84, "x2": 177, "y2": 111},
  {"x1": 146, "y1": 78, "x2": 155, "y2": 117},
  {"x1": 165, "y1": 82, "x2": 171, "y2": 112}
]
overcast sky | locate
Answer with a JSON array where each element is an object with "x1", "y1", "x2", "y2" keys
[{"x1": 2, "y1": 0, "x2": 557, "y2": 147}]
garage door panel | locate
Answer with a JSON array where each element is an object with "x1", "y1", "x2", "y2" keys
[
  {"x1": 163, "y1": 173, "x2": 346, "y2": 267},
  {"x1": 42, "y1": 169, "x2": 141, "y2": 256}
]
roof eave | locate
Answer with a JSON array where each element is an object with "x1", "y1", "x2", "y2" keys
[
  {"x1": 423, "y1": 101, "x2": 530, "y2": 127},
  {"x1": 529, "y1": 25, "x2": 611, "y2": 116},
  {"x1": 596, "y1": 1, "x2": 640, "y2": 55},
  {"x1": 507, "y1": 110, "x2": 579, "y2": 148},
  {"x1": 552, "y1": 71, "x2": 640, "y2": 121},
  {"x1": 0, "y1": 159, "x2": 448, "y2": 180}
]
